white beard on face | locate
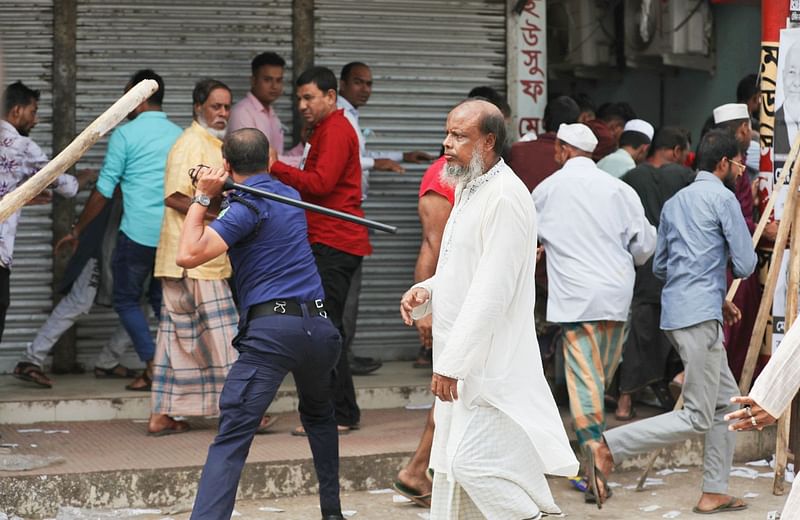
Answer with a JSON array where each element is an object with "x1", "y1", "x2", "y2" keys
[
  {"x1": 198, "y1": 114, "x2": 227, "y2": 140},
  {"x1": 440, "y1": 148, "x2": 485, "y2": 187}
]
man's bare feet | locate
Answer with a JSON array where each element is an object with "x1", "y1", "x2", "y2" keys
[
  {"x1": 615, "y1": 393, "x2": 635, "y2": 420},
  {"x1": 147, "y1": 413, "x2": 190, "y2": 436},
  {"x1": 693, "y1": 493, "x2": 747, "y2": 513},
  {"x1": 397, "y1": 466, "x2": 432, "y2": 497}
]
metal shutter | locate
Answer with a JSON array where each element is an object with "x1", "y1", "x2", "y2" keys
[
  {"x1": 0, "y1": 1, "x2": 55, "y2": 372},
  {"x1": 73, "y1": 0, "x2": 293, "y2": 366},
  {"x1": 314, "y1": 0, "x2": 507, "y2": 359}
]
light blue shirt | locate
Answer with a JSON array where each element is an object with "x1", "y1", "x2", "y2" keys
[
  {"x1": 95, "y1": 111, "x2": 182, "y2": 247},
  {"x1": 597, "y1": 148, "x2": 636, "y2": 178},
  {"x1": 654, "y1": 171, "x2": 757, "y2": 330}
]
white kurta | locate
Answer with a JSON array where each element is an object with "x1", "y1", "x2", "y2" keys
[
  {"x1": 750, "y1": 318, "x2": 800, "y2": 519},
  {"x1": 412, "y1": 159, "x2": 579, "y2": 482}
]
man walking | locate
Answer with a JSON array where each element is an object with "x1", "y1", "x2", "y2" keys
[
  {"x1": 68, "y1": 69, "x2": 182, "y2": 391},
  {"x1": 588, "y1": 130, "x2": 756, "y2": 514},
  {"x1": 270, "y1": 66, "x2": 369, "y2": 434},
  {"x1": 180, "y1": 129, "x2": 343, "y2": 520},
  {"x1": 597, "y1": 118, "x2": 655, "y2": 178},
  {"x1": 533, "y1": 123, "x2": 656, "y2": 462},
  {"x1": 400, "y1": 100, "x2": 577, "y2": 519}
]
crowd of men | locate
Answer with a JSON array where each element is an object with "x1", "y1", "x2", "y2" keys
[{"x1": 1, "y1": 49, "x2": 793, "y2": 517}]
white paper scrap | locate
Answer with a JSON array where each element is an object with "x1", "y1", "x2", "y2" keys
[
  {"x1": 393, "y1": 495, "x2": 413, "y2": 503},
  {"x1": 607, "y1": 482, "x2": 622, "y2": 488},
  {"x1": 662, "y1": 511, "x2": 681, "y2": 519},
  {"x1": 746, "y1": 459, "x2": 771, "y2": 467},
  {"x1": 367, "y1": 488, "x2": 395, "y2": 494},
  {"x1": 744, "y1": 492, "x2": 760, "y2": 499},
  {"x1": 640, "y1": 504, "x2": 661, "y2": 512},
  {"x1": 405, "y1": 403, "x2": 433, "y2": 410},
  {"x1": 43, "y1": 430, "x2": 70, "y2": 434},
  {"x1": 342, "y1": 511, "x2": 357, "y2": 517},
  {"x1": 17, "y1": 429, "x2": 42, "y2": 433},
  {"x1": 258, "y1": 506, "x2": 285, "y2": 512},
  {"x1": 645, "y1": 478, "x2": 665, "y2": 486}
]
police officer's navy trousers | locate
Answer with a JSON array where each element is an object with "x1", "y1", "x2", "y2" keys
[{"x1": 190, "y1": 309, "x2": 343, "y2": 519}]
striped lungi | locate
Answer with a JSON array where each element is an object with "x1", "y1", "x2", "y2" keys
[
  {"x1": 561, "y1": 320, "x2": 625, "y2": 447},
  {"x1": 151, "y1": 277, "x2": 239, "y2": 417}
]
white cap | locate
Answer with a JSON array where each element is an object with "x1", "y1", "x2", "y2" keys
[
  {"x1": 623, "y1": 119, "x2": 654, "y2": 141},
  {"x1": 713, "y1": 103, "x2": 749, "y2": 124},
  {"x1": 556, "y1": 123, "x2": 598, "y2": 153}
]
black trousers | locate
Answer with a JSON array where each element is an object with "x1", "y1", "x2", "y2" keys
[
  {"x1": 0, "y1": 266, "x2": 10, "y2": 343},
  {"x1": 312, "y1": 243, "x2": 363, "y2": 427}
]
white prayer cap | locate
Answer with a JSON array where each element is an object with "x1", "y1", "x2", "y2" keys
[
  {"x1": 556, "y1": 123, "x2": 598, "y2": 153},
  {"x1": 623, "y1": 119, "x2": 654, "y2": 141},
  {"x1": 713, "y1": 103, "x2": 750, "y2": 124}
]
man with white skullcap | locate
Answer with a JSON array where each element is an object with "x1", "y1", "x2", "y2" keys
[
  {"x1": 532, "y1": 123, "x2": 656, "y2": 504},
  {"x1": 597, "y1": 119, "x2": 655, "y2": 178}
]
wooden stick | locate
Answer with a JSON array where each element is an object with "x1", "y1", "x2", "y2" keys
[
  {"x1": 635, "y1": 393, "x2": 684, "y2": 491},
  {"x1": 0, "y1": 79, "x2": 159, "y2": 223},
  {"x1": 726, "y1": 134, "x2": 800, "y2": 302},
  {"x1": 739, "y1": 148, "x2": 800, "y2": 394}
]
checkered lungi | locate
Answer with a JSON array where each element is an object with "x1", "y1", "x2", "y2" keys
[{"x1": 151, "y1": 277, "x2": 238, "y2": 417}]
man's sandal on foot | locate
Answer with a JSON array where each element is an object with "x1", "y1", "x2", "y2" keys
[
  {"x1": 392, "y1": 481, "x2": 432, "y2": 508},
  {"x1": 692, "y1": 497, "x2": 747, "y2": 515},
  {"x1": 94, "y1": 364, "x2": 138, "y2": 379},
  {"x1": 13, "y1": 362, "x2": 53, "y2": 388},
  {"x1": 586, "y1": 448, "x2": 610, "y2": 509},
  {"x1": 147, "y1": 417, "x2": 190, "y2": 437}
]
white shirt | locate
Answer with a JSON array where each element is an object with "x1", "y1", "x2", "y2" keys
[
  {"x1": 337, "y1": 96, "x2": 402, "y2": 199},
  {"x1": 533, "y1": 156, "x2": 656, "y2": 322},
  {"x1": 0, "y1": 120, "x2": 78, "y2": 268},
  {"x1": 412, "y1": 159, "x2": 578, "y2": 478},
  {"x1": 596, "y1": 147, "x2": 636, "y2": 178}
]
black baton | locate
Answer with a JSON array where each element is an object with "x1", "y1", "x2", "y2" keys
[{"x1": 188, "y1": 166, "x2": 398, "y2": 234}]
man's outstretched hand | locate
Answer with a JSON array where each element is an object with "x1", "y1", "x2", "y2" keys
[{"x1": 400, "y1": 287, "x2": 430, "y2": 326}]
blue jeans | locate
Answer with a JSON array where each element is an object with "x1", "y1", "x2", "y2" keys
[
  {"x1": 111, "y1": 232, "x2": 160, "y2": 362},
  {"x1": 191, "y1": 309, "x2": 343, "y2": 519}
]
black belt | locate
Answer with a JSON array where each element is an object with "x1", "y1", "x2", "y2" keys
[{"x1": 248, "y1": 299, "x2": 328, "y2": 321}]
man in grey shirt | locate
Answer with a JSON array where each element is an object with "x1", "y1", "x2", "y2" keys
[{"x1": 585, "y1": 129, "x2": 756, "y2": 514}]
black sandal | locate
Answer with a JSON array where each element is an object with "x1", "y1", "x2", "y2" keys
[
  {"x1": 125, "y1": 370, "x2": 152, "y2": 391},
  {"x1": 94, "y1": 364, "x2": 139, "y2": 379},
  {"x1": 13, "y1": 362, "x2": 53, "y2": 388}
]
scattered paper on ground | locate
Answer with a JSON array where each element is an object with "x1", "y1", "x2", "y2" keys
[
  {"x1": 744, "y1": 492, "x2": 760, "y2": 499},
  {"x1": 656, "y1": 468, "x2": 689, "y2": 476},
  {"x1": 44, "y1": 430, "x2": 70, "y2": 435},
  {"x1": 662, "y1": 511, "x2": 681, "y2": 519},
  {"x1": 607, "y1": 482, "x2": 621, "y2": 488},
  {"x1": 367, "y1": 488, "x2": 394, "y2": 494},
  {"x1": 746, "y1": 459, "x2": 770, "y2": 467},
  {"x1": 342, "y1": 511, "x2": 357, "y2": 517},
  {"x1": 404, "y1": 403, "x2": 433, "y2": 410},
  {"x1": 257, "y1": 506, "x2": 285, "y2": 513},
  {"x1": 393, "y1": 495, "x2": 412, "y2": 503},
  {"x1": 0, "y1": 454, "x2": 65, "y2": 472},
  {"x1": 16, "y1": 428, "x2": 42, "y2": 433},
  {"x1": 55, "y1": 508, "x2": 161, "y2": 519},
  {"x1": 640, "y1": 504, "x2": 661, "y2": 512}
]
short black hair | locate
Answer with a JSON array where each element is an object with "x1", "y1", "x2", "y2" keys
[
  {"x1": 223, "y1": 128, "x2": 270, "y2": 175},
  {"x1": 296, "y1": 66, "x2": 338, "y2": 94},
  {"x1": 192, "y1": 78, "x2": 232, "y2": 107},
  {"x1": 650, "y1": 126, "x2": 689, "y2": 152},
  {"x1": 340, "y1": 61, "x2": 369, "y2": 81},
  {"x1": 3, "y1": 81, "x2": 40, "y2": 116},
  {"x1": 543, "y1": 96, "x2": 580, "y2": 132},
  {"x1": 127, "y1": 69, "x2": 165, "y2": 106},
  {"x1": 696, "y1": 129, "x2": 739, "y2": 172},
  {"x1": 573, "y1": 92, "x2": 595, "y2": 114},
  {"x1": 597, "y1": 101, "x2": 635, "y2": 123},
  {"x1": 467, "y1": 86, "x2": 510, "y2": 118},
  {"x1": 737, "y1": 74, "x2": 759, "y2": 103},
  {"x1": 619, "y1": 130, "x2": 651, "y2": 148},
  {"x1": 251, "y1": 52, "x2": 286, "y2": 75}
]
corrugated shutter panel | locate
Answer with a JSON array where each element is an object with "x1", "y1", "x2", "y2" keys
[
  {"x1": 73, "y1": 0, "x2": 293, "y2": 366},
  {"x1": 314, "y1": 0, "x2": 506, "y2": 359},
  {"x1": 0, "y1": 1, "x2": 55, "y2": 372}
]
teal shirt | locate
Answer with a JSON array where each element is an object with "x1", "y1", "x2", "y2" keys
[
  {"x1": 95, "y1": 111, "x2": 182, "y2": 247},
  {"x1": 597, "y1": 148, "x2": 636, "y2": 179}
]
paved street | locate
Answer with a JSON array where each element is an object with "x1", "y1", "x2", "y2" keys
[{"x1": 41, "y1": 467, "x2": 789, "y2": 520}]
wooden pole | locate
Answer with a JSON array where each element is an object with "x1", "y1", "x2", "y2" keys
[
  {"x1": 0, "y1": 79, "x2": 159, "y2": 223},
  {"x1": 739, "y1": 149, "x2": 800, "y2": 394}
]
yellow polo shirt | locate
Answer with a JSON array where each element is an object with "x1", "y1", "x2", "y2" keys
[{"x1": 154, "y1": 121, "x2": 232, "y2": 280}]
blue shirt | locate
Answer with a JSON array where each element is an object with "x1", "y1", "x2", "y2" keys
[
  {"x1": 95, "y1": 111, "x2": 182, "y2": 247},
  {"x1": 210, "y1": 174, "x2": 324, "y2": 321},
  {"x1": 654, "y1": 171, "x2": 757, "y2": 330}
]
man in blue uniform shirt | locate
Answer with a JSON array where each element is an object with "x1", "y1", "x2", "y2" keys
[{"x1": 178, "y1": 128, "x2": 343, "y2": 520}]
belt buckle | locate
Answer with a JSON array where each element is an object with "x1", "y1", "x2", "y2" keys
[
  {"x1": 314, "y1": 298, "x2": 327, "y2": 319},
  {"x1": 273, "y1": 300, "x2": 287, "y2": 314}
]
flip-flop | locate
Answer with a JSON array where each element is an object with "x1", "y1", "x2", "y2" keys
[
  {"x1": 94, "y1": 364, "x2": 138, "y2": 379},
  {"x1": 392, "y1": 481, "x2": 432, "y2": 508},
  {"x1": 13, "y1": 362, "x2": 53, "y2": 388},
  {"x1": 125, "y1": 372, "x2": 152, "y2": 392},
  {"x1": 692, "y1": 497, "x2": 748, "y2": 515},
  {"x1": 255, "y1": 415, "x2": 279, "y2": 435},
  {"x1": 147, "y1": 419, "x2": 190, "y2": 437},
  {"x1": 585, "y1": 447, "x2": 610, "y2": 509},
  {"x1": 291, "y1": 424, "x2": 353, "y2": 437},
  {"x1": 568, "y1": 476, "x2": 588, "y2": 493}
]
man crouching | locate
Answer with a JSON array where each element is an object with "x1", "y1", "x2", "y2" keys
[
  {"x1": 400, "y1": 99, "x2": 578, "y2": 519},
  {"x1": 179, "y1": 128, "x2": 344, "y2": 520}
]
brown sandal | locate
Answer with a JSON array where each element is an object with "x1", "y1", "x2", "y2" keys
[
  {"x1": 125, "y1": 370, "x2": 152, "y2": 392},
  {"x1": 147, "y1": 417, "x2": 190, "y2": 437},
  {"x1": 94, "y1": 364, "x2": 139, "y2": 379},
  {"x1": 13, "y1": 362, "x2": 53, "y2": 388}
]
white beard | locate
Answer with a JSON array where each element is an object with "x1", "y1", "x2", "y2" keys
[
  {"x1": 198, "y1": 115, "x2": 227, "y2": 140},
  {"x1": 440, "y1": 148, "x2": 485, "y2": 188}
]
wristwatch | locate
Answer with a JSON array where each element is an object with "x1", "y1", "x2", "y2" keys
[{"x1": 191, "y1": 193, "x2": 211, "y2": 207}]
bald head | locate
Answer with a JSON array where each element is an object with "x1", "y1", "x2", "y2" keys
[
  {"x1": 222, "y1": 128, "x2": 270, "y2": 176},
  {"x1": 450, "y1": 99, "x2": 506, "y2": 155},
  {"x1": 442, "y1": 99, "x2": 506, "y2": 186}
]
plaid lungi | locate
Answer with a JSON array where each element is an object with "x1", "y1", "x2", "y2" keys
[{"x1": 151, "y1": 278, "x2": 238, "y2": 417}]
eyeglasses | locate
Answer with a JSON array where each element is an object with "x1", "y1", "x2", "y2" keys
[{"x1": 729, "y1": 159, "x2": 747, "y2": 172}]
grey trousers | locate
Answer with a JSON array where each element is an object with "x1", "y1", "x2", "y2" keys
[
  {"x1": 24, "y1": 258, "x2": 132, "y2": 369},
  {"x1": 604, "y1": 320, "x2": 738, "y2": 494}
]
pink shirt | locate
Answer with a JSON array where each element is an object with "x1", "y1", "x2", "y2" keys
[{"x1": 229, "y1": 92, "x2": 302, "y2": 163}]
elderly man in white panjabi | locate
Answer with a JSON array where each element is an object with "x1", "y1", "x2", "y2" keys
[{"x1": 400, "y1": 99, "x2": 578, "y2": 520}]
